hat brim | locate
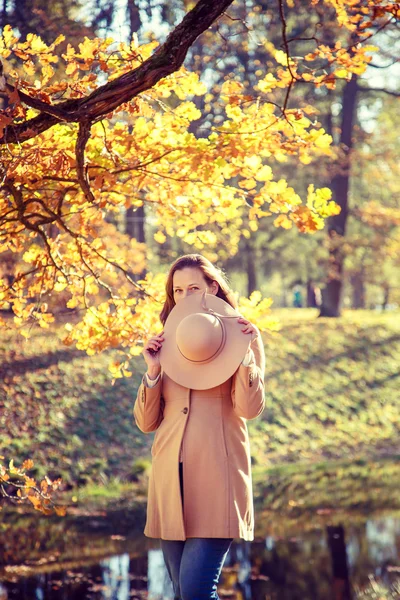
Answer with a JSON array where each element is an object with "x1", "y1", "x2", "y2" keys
[{"x1": 160, "y1": 293, "x2": 250, "y2": 390}]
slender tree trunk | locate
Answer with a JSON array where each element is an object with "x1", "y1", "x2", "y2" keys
[
  {"x1": 245, "y1": 239, "x2": 257, "y2": 296},
  {"x1": 306, "y1": 279, "x2": 317, "y2": 308},
  {"x1": 281, "y1": 278, "x2": 288, "y2": 307},
  {"x1": 127, "y1": 0, "x2": 141, "y2": 35},
  {"x1": 127, "y1": 204, "x2": 145, "y2": 244},
  {"x1": 350, "y1": 270, "x2": 365, "y2": 309},
  {"x1": 124, "y1": 1, "x2": 146, "y2": 281},
  {"x1": 1, "y1": 0, "x2": 8, "y2": 29},
  {"x1": 382, "y1": 284, "x2": 390, "y2": 310},
  {"x1": 320, "y1": 74, "x2": 358, "y2": 317},
  {"x1": 125, "y1": 204, "x2": 146, "y2": 280}
]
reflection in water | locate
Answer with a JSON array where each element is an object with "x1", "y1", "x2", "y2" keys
[
  {"x1": 0, "y1": 514, "x2": 399, "y2": 599},
  {"x1": 327, "y1": 525, "x2": 352, "y2": 600},
  {"x1": 148, "y1": 550, "x2": 173, "y2": 599},
  {"x1": 224, "y1": 543, "x2": 252, "y2": 600},
  {"x1": 367, "y1": 517, "x2": 398, "y2": 564},
  {"x1": 100, "y1": 554, "x2": 130, "y2": 599}
]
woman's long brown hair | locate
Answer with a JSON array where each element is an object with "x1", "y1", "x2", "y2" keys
[{"x1": 159, "y1": 254, "x2": 237, "y2": 325}]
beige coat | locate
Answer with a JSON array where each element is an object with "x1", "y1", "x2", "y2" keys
[{"x1": 133, "y1": 332, "x2": 265, "y2": 541}]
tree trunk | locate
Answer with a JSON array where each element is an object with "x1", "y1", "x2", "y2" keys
[
  {"x1": 127, "y1": 0, "x2": 141, "y2": 36},
  {"x1": 350, "y1": 270, "x2": 365, "y2": 309},
  {"x1": 124, "y1": 4, "x2": 146, "y2": 281},
  {"x1": 320, "y1": 74, "x2": 358, "y2": 317},
  {"x1": 382, "y1": 283, "x2": 390, "y2": 310},
  {"x1": 125, "y1": 205, "x2": 147, "y2": 280},
  {"x1": 245, "y1": 239, "x2": 257, "y2": 296},
  {"x1": 281, "y1": 279, "x2": 288, "y2": 307},
  {"x1": 0, "y1": 0, "x2": 8, "y2": 30},
  {"x1": 306, "y1": 279, "x2": 317, "y2": 308}
]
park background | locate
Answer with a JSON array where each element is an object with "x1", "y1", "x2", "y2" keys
[{"x1": 0, "y1": 0, "x2": 399, "y2": 598}]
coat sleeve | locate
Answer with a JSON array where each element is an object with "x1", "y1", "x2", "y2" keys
[
  {"x1": 231, "y1": 330, "x2": 265, "y2": 420},
  {"x1": 133, "y1": 373, "x2": 164, "y2": 433}
]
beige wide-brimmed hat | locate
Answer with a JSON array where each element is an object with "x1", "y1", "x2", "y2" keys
[{"x1": 159, "y1": 291, "x2": 251, "y2": 390}]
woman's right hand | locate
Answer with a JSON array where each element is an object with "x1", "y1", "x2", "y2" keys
[{"x1": 143, "y1": 332, "x2": 164, "y2": 378}]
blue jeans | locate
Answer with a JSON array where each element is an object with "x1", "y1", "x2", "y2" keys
[
  {"x1": 161, "y1": 537, "x2": 233, "y2": 599},
  {"x1": 161, "y1": 463, "x2": 232, "y2": 598}
]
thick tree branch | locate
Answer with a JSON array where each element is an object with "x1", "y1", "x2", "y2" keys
[
  {"x1": 369, "y1": 59, "x2": 400, "y2": 69},
  {"x1": 0, "y1": 0, "x2": 235, "y2": 145}
]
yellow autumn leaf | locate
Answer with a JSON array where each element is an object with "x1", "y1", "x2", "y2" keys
[
  {"x1": 175, "y1": 102, "x2": 201, "y2": 122},
  {"x1": 221, "y1": 80, "x2": 244, "y2": 96},
  {"x1": 274, "y1": 214, "x2": 292, "y2": 229},
  {"x1": 257, "y1": 73, "x2": 279, "y2": 92},
  {"x1": 225, "y1": 105, "x2": 243, "y2": 122},
  {"x1": 42, "y1": 63, "x2": 55, "y2": 82},
  {"x1": 65, "y1": 61, "x2": 78, "y2": 76},
  {"x1": 1, "y1": 24, "x2": 18, "y2": 49},
  {"x1": 154, "y1": 231, "x2": 167, "y2": 244},
  {"x1": 25, "y1": 476, "x2": 37, "y2": 488},
  {"x1": 244, "y1": 155, "x2": 261, "y2": 170},
  {"x1": 27, "y1": 33, "x2": 50, "y2": 54},
  {"x1": 274, "y1": 49, "x2": 295, "y2": 66},
  {"x1": 54, "y1": 280, "x2": 67, "y2": 292},
  {"x1": 314, "y1": 132, "x2": 332, "y2": 149},
  {"x1": 23, "y1": 61, "x2": 36, "y2": 76},
  {"x1": 238, "y1": 179, "x2": 257, "y2": 190},
  {"x1": 54, "y1": 505, "x2": 67, "y2": 517},
  {"x1": 27, "y1": 493, "x2": 42, "y2": 509},
  {"x1": 78, "y1": 37, "x2": 98, "y2": 60},
  {"x1": 334, "y1": 68, "x2": 350, "y2": 79},
  {"x1": 255, "y1": 165, "x2": 273, "y2": 182}
]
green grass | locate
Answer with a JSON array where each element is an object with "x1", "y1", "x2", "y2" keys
[
  {"x1": 252, "y1": 307, "x2": 400, "y2": 465},
  {"x1": 1, "y1": 308, "x2": 399, "y2": 505},
  {"x1": 0, "y1": 315, "x2": 151, "y2": 486},
  {"x1": 252, "y1": 455, "x2": 400, "y2": 536}
]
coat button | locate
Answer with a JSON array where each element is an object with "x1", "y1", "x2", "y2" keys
[{"x1": 182, "y1": 407, "x2": 188, "y2": 414}]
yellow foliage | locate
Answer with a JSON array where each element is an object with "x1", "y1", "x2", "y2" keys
[
  {"x1": 238, "y1": 291, "x2": 280, "y2": 333},
  {"x1": 154, "y1": 230, "x2": 167, "y2": 244},
  {"x1": 257, "y1": 73, "x2": 279, "y2": 92},
  {"x1": 0, "y1": 7, "x2": 385, "y2": 359}
]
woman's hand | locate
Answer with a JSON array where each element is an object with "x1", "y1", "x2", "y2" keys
[
  {"x1": 143, "y1": 332, "x2": 164, "y2": 379},
  {"x1": 237, "y1": 317, "x2": 257, "y2": 336},
  {"x1": 238, "y1": 317, "x2": 257, "y2": 365}
]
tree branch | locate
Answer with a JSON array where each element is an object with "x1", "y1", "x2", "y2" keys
[
  {"x1": 76, "y1": 121, "x2": 95, "y2": 203},
  {"x1": 356, "y1": 84, "x2": 400, "y2": 97},
  {"x1": 278, "y1": 0, "x2": 297, "y2": 112},
  {"x1": 0, "y1": 0, "x2": 235, "y2": 145}
]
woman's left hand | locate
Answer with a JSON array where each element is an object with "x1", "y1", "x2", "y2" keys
[{"x1": 237, "y1": 317, "x2": 257, "y2": 336}]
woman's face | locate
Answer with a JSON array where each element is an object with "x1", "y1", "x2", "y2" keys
[{"x1": 172, "y1": 267, "x2": 218, "y2": 304}]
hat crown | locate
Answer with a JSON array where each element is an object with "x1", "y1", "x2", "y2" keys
[
  {"x1": 160, "y1": 292, "x2": 251, "y2": 390},
  {"x1": 176, "y1": 313, "x2": 224, "y2": 363}
]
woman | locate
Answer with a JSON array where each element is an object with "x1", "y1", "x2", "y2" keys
[{"x1": 133, "y1": 254, "x2": 265, "y2": 600}]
